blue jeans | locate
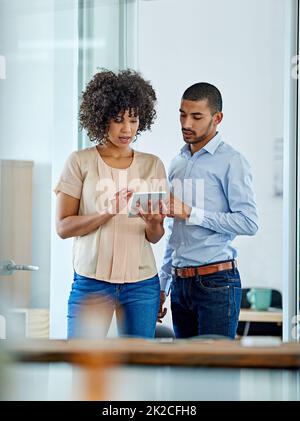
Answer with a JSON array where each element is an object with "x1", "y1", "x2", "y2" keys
[
  {"x1": 67, "y1": 272, "x2": 160, "y2": 339},
  {"x1": 171, "y1": 265, "x2": 242, "y2": 339}
]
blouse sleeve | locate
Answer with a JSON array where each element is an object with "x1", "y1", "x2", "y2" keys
[
  {"x1": 53, "y1": 151, "x2": 83, "y2": 199},
  {"x1": 154, "y1": 157, "x2": 169, "y2": 194}
]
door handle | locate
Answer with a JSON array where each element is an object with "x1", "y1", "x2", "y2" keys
[{"x1": 0, "y1": 259, "x2": 39, "y2": 276}]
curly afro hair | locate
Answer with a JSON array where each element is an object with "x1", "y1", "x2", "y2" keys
[{"x1": 79, "y1": 69, "x2": 157, "y2": 144}]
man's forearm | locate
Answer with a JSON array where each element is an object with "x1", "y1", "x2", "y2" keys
[{"x1": 189, "y1": 207, "x2": 258, "y2": 236}]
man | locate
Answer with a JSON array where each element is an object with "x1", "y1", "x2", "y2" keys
[{"x1": 158, "y1": 82, "x2": 258, "y2": 339}]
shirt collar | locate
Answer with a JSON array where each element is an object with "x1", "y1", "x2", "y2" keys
[
  {"x1": 203, "y1": 132, "x2": 223, "y2": 155},
  {"x1": 180, "y1": 132, "x2": 223, "y2": 157}
]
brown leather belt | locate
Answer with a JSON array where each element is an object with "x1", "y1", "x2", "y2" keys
[{"x1": 172, "y1": 260, "x2": 237, "y2": 278}]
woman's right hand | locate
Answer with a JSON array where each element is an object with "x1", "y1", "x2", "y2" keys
[{"x1": 107, "y1": 188, "x2": 134, "y2": 215}]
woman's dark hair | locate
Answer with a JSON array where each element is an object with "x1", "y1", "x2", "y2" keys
[{"x1": 79, "y1": 69, "x2": 157, "y2": 144}]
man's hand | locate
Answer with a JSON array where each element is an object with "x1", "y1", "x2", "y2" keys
[
  {"x1": 166, "y1": 193, "x2": 191, "y2": 221},
  {"x1": 157, "y1": 291, "x2": 167, "y2": 323}
]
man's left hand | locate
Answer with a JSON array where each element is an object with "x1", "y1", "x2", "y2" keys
[{"x1": 157, "y1": 291, "x2": 167, "y2": 323}]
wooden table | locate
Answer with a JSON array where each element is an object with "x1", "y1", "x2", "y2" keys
[
  {"x1": 5, "y1": 337, "x2": 300, "y2": 368},
  {"x1": 4, "y1": 338, "x2": 300, "y2": 400}
]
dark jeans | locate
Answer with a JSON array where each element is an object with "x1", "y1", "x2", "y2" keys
[
  {"x1": 68, "y1": 272, "x2": 160, "y2": 339},
  {"x1": 171, "y1": 266, "x2": 242, "y2": 339}
]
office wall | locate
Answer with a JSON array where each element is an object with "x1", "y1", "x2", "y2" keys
[{"x1": 136, "y1": 0, "x2": 285, "y2": 301}]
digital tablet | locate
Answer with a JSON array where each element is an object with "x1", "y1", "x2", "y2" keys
[{"x1": 128, "y1": 191, "x2": 167, "y2": 217}]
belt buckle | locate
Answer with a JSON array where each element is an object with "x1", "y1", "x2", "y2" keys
[{"x1": 194, "y1": 267, "x2": 200, "y2": 277}]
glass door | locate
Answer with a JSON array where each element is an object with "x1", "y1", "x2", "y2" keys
[
  {"x1": 296, "y1": 0, "x2": 300, "y2": 341},
  {"x1": 284, "y1": 0, "x2": 299, "y2": 341},
  {"x1": 0, "y1": 0, "x2": 138, "y2": 340}
]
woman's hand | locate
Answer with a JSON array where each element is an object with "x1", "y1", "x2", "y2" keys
[
  {"x1": 136, "y1": 199, "x2": 166, "y2": 227},
  {"x1": 107, "y1": 188, "x2": 134, "y2": 215},
  {"x1": 137, "y1": 199, "x2": 166, "y2": 243}
]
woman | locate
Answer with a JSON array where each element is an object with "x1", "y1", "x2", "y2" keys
[{"x1": 54, "y1": 69, "x2": 167, "y2": 339}]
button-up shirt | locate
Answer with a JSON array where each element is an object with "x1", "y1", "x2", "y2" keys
[{"x1": 159, "y1": 132, "x2": 259, "y2": 294}]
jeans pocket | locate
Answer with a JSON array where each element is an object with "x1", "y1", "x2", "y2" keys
[
  {"x1": 197, "y1": 269, "x2": 240, "y2": 289},
  {"x1": 233, "y1": 286, "x2": 242, "y2": 315},
  {"x1": 198, "y1": 275, "x2": 232, "y2": 291},
  {"x1": 198, "y1": 281, "x2": 230, "y2": 291}
]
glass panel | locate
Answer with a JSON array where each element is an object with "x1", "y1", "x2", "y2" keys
[
  {"x1": 78, "y1": 0, "x2": 120, "y2": 149},
  {"x1": 78, "y1": 0, "x2": 137, "y2": 149},
  {"x1": 0, "y1": 0, "x2": 61, "y2": 331},
  {"x1": 297, "y1": 0, "x2": 300, "y2": 341},
  {"x1": 0, "y1": 0, "x2": 137, "y2": 341},
  {"x1": 283, "y1": 0, "x2": 299, "y2": 342}
]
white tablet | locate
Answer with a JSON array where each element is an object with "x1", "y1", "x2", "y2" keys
[{"x1": 128, "y1": 191, "x2": 167, "y2": 218}]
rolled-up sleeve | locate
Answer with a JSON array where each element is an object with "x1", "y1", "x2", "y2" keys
[{"x1": 53, "y1": 151, "x2": 83, "y2": 199}]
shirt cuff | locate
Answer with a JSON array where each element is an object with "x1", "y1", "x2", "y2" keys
[
  {"x1": 187, "y1": 207, "x2": 204, "y2": 226},
  {"x1": 159, "y1": 276, "x2": 172, "y2": 296}
]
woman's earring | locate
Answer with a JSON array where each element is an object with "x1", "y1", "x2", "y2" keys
[{"x1": 101, "y1": 133, "x2": 109, "y2": 144}]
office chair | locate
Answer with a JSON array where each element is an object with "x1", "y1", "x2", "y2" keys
[{"x1": 237, "y1": 288, "x2": 282, "y2": 337}]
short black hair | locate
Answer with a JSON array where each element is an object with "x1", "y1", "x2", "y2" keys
[
  {"x1": 79, "y1": 69, "x2": 157, "y2": 144},
  {"x1": 182, "y1": 82, "x2": 222, "y2": 114}
]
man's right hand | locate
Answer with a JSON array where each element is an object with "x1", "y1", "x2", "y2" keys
[{"x1": 157, "y1": 291, "x2": 167, "y2": 323}]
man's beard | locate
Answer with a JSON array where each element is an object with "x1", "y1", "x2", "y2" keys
[{"x1": 183, "y1": 117, "x2": 213, "y2": 144}]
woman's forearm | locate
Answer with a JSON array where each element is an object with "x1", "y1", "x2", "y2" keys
[
  {"x1": 57, "y1": 210, "x2": 113, "y2": 239},
  {"x1": 145, "y1": 223, "x2": 165, "y2": 244}
]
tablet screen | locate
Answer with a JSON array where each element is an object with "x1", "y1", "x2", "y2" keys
[{"x1": 128, "y1": 191, "x2": 167, "y2": 217}]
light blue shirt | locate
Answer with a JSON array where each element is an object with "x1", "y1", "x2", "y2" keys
[{"x1": 159, "y1": 132, "x2": 259, "y2": 294}]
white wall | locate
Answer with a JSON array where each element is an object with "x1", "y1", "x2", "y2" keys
[{"x1": 136, "y1": 0, "x2": 285, "y2": 301}]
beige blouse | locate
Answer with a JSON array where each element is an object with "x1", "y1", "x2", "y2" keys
[{"x1": 54, "y1": 146, "x2": 168, "y2": 283}]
